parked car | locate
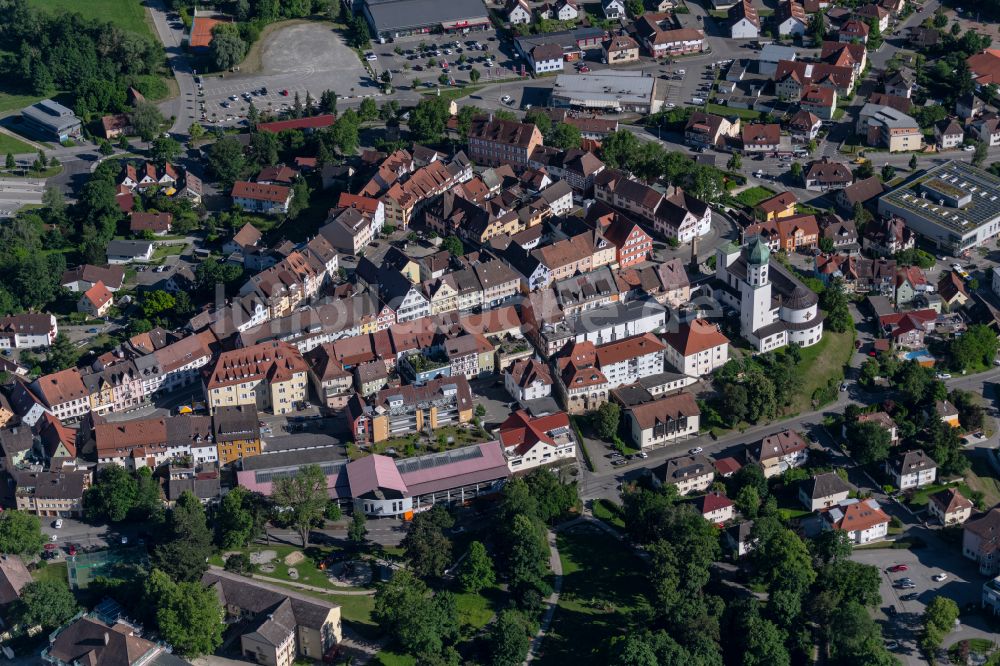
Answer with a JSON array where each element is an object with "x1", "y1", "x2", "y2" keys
[
  {"x1": 900, "y1": 593, "x2": 919, "y2": 601},
  {"x1": 54, "y1": 519, "x2": 63, "y2": 529},
  {"x1": 688, "y1": 447, "x2": 704, "y2": 455},
  {"x1": 932, "y1": 573, "x2": 948, "y2": 582},
  {"x1": 887, "y1": 564, "x2": 908, "y2": 572}
]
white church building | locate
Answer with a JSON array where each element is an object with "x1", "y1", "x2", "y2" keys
[{"x1": 706, "y1": 238, "x2": 824, "y2": 352}]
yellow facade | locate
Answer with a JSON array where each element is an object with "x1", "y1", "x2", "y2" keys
[{"x1": 218, "y1": 437, "x2": 262, "y2": 466}]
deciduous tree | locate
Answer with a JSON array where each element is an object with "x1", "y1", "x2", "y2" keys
[
  {"x1": 16, "y1": 580, "x2": 78, "y2": 629},
  {"x1": 271, "y1": 464, "x2": 327, "y2": 547},
  {"x1": 459, "y1": 540, "x2": 495, "y2": 593},
  {"x1": 0, "y1": 511, "x2": 44, "y2": 556}
]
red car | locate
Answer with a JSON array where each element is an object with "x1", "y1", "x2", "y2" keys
[
  {"x1": 579, "y1": 65, "x2": 591, "y2": 73},
  {"x1": 68, "y1": 544, "x2": 77, "y2": 556},
  {"x1": 887, "y1": 564, "x2": 908, "y2": 573},
  {"x1": 280, "y1": 89, "x2": 290, "y2": 96},
  {"x1": 43, "y1": 543, "x2": 57, "y2": 551}
]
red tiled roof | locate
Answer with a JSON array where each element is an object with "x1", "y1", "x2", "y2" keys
[
  {"x1": 661, "y1": 319, "x2": 730, "y2": 356},
  {"x1": 257, "y1": 114, "x2": 337, "y2": 134},
  {"x1": 231, "y1": 181, "x2": 291, "y2": 204}
]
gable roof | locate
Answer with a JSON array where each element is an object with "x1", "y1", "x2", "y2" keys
[
  {"x1": 803, "y1": 471, "x2": 851, "y2": 500},
  {"x1": 930, "y1": 487, "x2": 973, "y2": 515},
  {"x1": 661, "y1": 318, "x2": 730, "y2": 356},
  {"x1": 627, "y1": 392, "x2": 700, "y2": 429}
]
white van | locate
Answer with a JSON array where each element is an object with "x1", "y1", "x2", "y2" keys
[{"x1": 691, "y1": 97, "x2": 705, "y2": 104}]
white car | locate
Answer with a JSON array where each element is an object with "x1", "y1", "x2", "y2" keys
[
  {"x1": 688, "y1": 447, "x2": 704, "y2": 455},
  {"x1": 50, "y1": 534, "x2": 58, "y2": 542},
  {"x1": 121, "y1": 536, "x2": 128, "y2": 545},
  {"x1": 936, "y1": 372, "x2": 952, "y2": 379},
  {"x1": 365, "y1": 53, "x2": 377, "y2": 61},
  {"x1": 501, "y1": 95, "x2": 513, "y2": 105},
  {"x1": 932, "y1": 573, "x2": 948, "y2": 582},
  {"x1": 964, "y1": 144, "x2": 976, "y2": 152},
  {"x1": 54, "y1": 519, "x2": 63, "y2": 529}
]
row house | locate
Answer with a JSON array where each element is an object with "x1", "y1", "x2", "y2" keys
[
  {"x1": 0, "y1": 314, "x2": 58, "y2": 349},
  {"x1": 86, "y1": 413, "x2": 214, "y2": 469},
  {"x1": 212, "y1": 406, "x2": 263, "y2": 465},
  {"x1": 304, "y1": 344, "x2": 359, "y2": 409},
  {"x1": 741, "y1": 123, "x2": 782, "y2": 153},
  {"x1": 504, "y1": 357, "x2": 553, "y2": 402},
  {"x1": 118, "y1": 161, "x2": 179, "y2": 192},
  {"x1": 319, "y1": 193, "x2": 385, "y2": 255},
  {"x1": 799, "y1": 84, "x2": 837, "y2": 121},
  {"x1": 30, "y1": 368, "x2": 91, "y2": 423},
  {"x1": 381, "y1": 271, "x2": 431, "y2": 323},
  {"x1": 204, "y1": 341, "x2": 310, "y2": 416},
  {"x1": 346, "y1": 375, "x2": 474, "y2": 444},
  {"x1": 239, "y1": 238, "x2": 338, "y2": 319},
  {"x1": 468, "y1": 118, "x2": 544, "y2": 169},
  {"x1": 588, "y1": 205, "x2": 654, "y2": 268},
  {"x1": 359, "y1": 148, "x2": 415, "y2": 198},
  {"x1": 594, "y1": 169, "x2": 711, "y2": 242},
  {"x1": 380, "y1": 153, "x2": 472, "y2": 228},
  {"x1": 135, "y1": 333, "x2": 214, "y2": 395},
  {"x1": 821, "y1": 41, "x2": 867, "y2": 76},
  {"x1": 444, "y1": 333, "x2": 495, "y2": 379},
  {"x1": 81, "y1": 360, "x2": 145, "y2": 416},
  {"x1": 13, "y1": 469, "x2": 90, "y2": 518}
]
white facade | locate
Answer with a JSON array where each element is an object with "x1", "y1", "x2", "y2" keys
[
  {"x1": 0, "y1": 315, "x2": 57, "y2": 349},
  {"x1": 631, "y1": 412, "x2": 700, "y2": 449},
  {"x1": 598, "y1": 350, "x2": 664, "y2": 389},
  {"x1": 504, "y1": 435, "x2": 576, "y2": 472},
  {"x1": 731, "y1": 18, "x2": 759, "y2": 39},
  {"x1": 897, "y1": 465, "x2": 937, "y2": 490},
  {"x1": 664, "y1": 341, "x2": 728, "y2": 377},
  {"x1": 702, "y1": 502, "x2": 734, "y2": 524},
  {"x1": 778, "y1": 17, "x2": 806, "y2": 36},
  {"x1": 532, "y1": 54, "x2": 565, "y2": 74},
  {"x1": 844, "y1": 519, "x2": 888, "y2": 544},
  {"x1": 394, "y1": 288, "x2": 431, "y2": 322},
  {"x1": 508, "y1": 2, "x2": 532, "y2": 24},
  {"x1": 504, "y1": 370, "x2": 552, "y2": 402},
  {"x1": 573, "y1": 302, "x2": 667, "y2": 347}
]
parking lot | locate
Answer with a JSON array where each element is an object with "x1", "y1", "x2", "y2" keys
[
  {"x1": 194, "y1": 22, "x2": 371, "y2": 127},
  {"x1": 852, "y1": 530, "x2": 998, "y2": 664}
]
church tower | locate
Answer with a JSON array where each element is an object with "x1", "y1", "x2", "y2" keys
[{"x1": 741, "y1": 237, "x2": 773, "y2": 340}]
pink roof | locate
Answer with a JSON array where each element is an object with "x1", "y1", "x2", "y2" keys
[{"x1": 346, "y1": 454, "x2": 407, "y2": 497}]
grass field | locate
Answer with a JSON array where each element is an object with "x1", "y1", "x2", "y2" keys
[
  {"x1": 591, "y1": 499, "x2": 625, "y2": 531},
  {"x1": 788, "y1": 327, "x2": 854, "y2": 414},
  {"x1": 32, "y1": 561, "x2": 68, "y2": 585},
  {"x1": 735, "y1": 186, "x2": 776, "y2": 208},
  {"x1": 966, "y1": 454, "x2": 1000, "y2": 507},
  {"x1": 27, "y1": 0, "x2": 155, "y2": 38},
  {"x1": 706, "y1": 102, "x2": 762, "y2": 120},
  {"x1": 0, "y1": 132, "x2": 34, "y2": 155},
  {"x1": 539, "y1": 526, "x2": 647, "y2": 666}
]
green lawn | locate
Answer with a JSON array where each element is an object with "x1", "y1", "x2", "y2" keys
[
  {"x1": 906, "y1": 482, "x2": 973, "y2": 507},
  {"x1": 27, "y1": 0, "x2": 155, "y2": 38},
  {"x1": 453, "y1": 586, "x2": 501, "y2": 635},
  {"x1": 592, "y1": 499, "x2": 625, "y2": 531},
  {"x1": 706, "y1": 102, "x2": 762, "y2": 121},
  {"x1": 966, "y1": 455, "x2": 1000, "y2": 507},
  {"x1": 539, "y1": 527, "x2": 647, "y2": 666},
  {"x1": 419, "y1": 84, "x2": 486, "y2": 102},
  {"x1": 788, "y1": 326, "x2": 855, "y2": 414},
  {"x1": 32, "y1": 561, "x2": 67, "y2": 585},
  {"x1": 376, "y1": 653, "x2": 416, "y2": 666},
  {"x1": 735, "y1": 186, "x2": 776, "y2": 208},
  {"x1": 151, "y1": 243, "x2": 187, "y2": 262},
  {"x1": 0, "y1": 132, "x2": 34, "y2": 154}
]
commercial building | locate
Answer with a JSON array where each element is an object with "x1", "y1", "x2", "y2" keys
[
  {"x1": 878, "y1": 161, "x2": 1000, "y2": 255},
  {"x1": 362, "y1": 0, "x2": 490, "y2": 40},
  {"x1": 550, "y1": 71, "x2": 662, "y2": 114},
  {"x1": 21, "y1": 99, "x2": 82, "y2": 142},
  {"x1": 346, "y1": 375, "x2": 474, "y2": 444}
]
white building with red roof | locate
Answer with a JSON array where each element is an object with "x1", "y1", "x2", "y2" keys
[
  {"x1": 231, "y1": 181, "x2": 294, "y2": 215},
  {"x1": 825, "y1": 498, "x2": 890, "y2": 544},
  {"x1": 693, "y1": 491, "x2": 735, "y2": 524},
  {"x1": 594, "y1": 332, "x2": 666, "y2": 389},
  {"x1": 77, "y1": 281, "x2": 113, "y2": 318},
  {"x1": 498, "y1": 410, "x2": 577, "y2": 471},
  {"x1": 660, "y1": 319, "x2": 730, "y2": 377},
  {"x1": 504, "y1": 358, "x2": 553, "y2": 402}
]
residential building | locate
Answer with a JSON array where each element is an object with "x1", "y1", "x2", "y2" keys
[
  {"x1": 505, "y1": 0, "x2": 532, "y2": 24},
  {"x1": 820, "y1": 214, "x2": 860, "y2": 252},
  {"x1": 30, "y1": 368, "x2": 90, "y2": 422},
  {"x1": 858, "y1": 104, "x2": 922, "y2": 152},
  {"x1": 886, "y1": 449, "x2": 937, "y2": 489},
  {"x1": 857, "y1": 2, "x2": 890, "y2": 31},
  {"x1": 936, "y1": 118, "x2": 965, "y2": 150},
  {"x1": 77, "y1": 281, "x2": 113, "y2": 318},
  {"x1": 884, "y1": 67, "x2": 914, "y2": 98},
  {"x1": 600, "y1": 212, "x2": 653, "y2": 268},
  {"x1": 526, "y1": 43, "x2": 565, "y2": 75},
  {"x1": 603, "y1": 34, "x2": 640, "y2": 64},
  {"x1": 775, "y1": 60, "x2": 855, "y2": 99},
  {"x1": 839, "y1": 18, "x2": 870, "y2": 43},
  {"x1": 14, "y1": 469, "x2": 89, "y2": 518},
  {"x1": 728, "y1": 0, "x2": 760, "y2": 38},
  {"x1": 748, "y1": 429, "x2": 809, "y2": 478},
  {"x1": 741, "y1": 123, "x2": 781, "y2": 153},
  {"x1": 661, "y1": 319, "x2": 730, "y2": 377},
  {"x1": 788, "y1": 110, "x2": 822, "y2": 142},
  {"x1": 203, "y1": 571, "x2": 341, "y2": 666},
  {"x1": 746, "y1": 214, "x2": 821, "y2": 253},
  {"x1": 964, "y1": 507, "x2": 1000, "y2": 575},
  {"x1": 694, "y1": 491, "x2": 735, "y2": 523},
  {"x1": 970, "y1": 114, "x2": 1000, "y2": 146},
  {"x1": 635, "y1": 16, "x2": 705, "y2": 57},
  {"x1": 799, "y1": 85, "x2": 838, "y2": 120},
  {"x1": 106, "y1": 240, "x2": 153, "y2": 264},
  {"x1": 939, "y1": 270, "x2": 970, "y2": 311},
  {"x1": 347, "y1": 375, "x2": 474, "y2": 443},
  {"x1": 799, "y1": 471, "x2": 852, "y2": 511},
  {"x1": 594, "y1": 333, "x2": 666, "y2": 389},
  {"x1": 864, "y1": 216, "x2": 914, "y2": 256},
  {"x1": 554, "y1": 341, "x2": 609, "y2": 413},
  {"x1": 467, "y1": 118, "x2": 544, "y2": 169},
  {"x1": 498, "y1": 409, "x2": 577, "y2": 471},
  {"x1": 43, "y1": 616, "x2": 172, "y2": 666},
  {"x1": 684, "y1": 111, "x2": 741, "y2": 149},
  {"x1": 825, "y1": 498, "x2": 890, "y2": 544},
  {"x1": 653, "y1": 452, "x2": 714, "y2": 494},
  {"x1": 837, "y1": 176, "x2": 884, "y2": 211},
  {"x1": 804, "y1": 158, "x2": 853, "y2": 191},
  {"x1": 505, "y1": 358, "x2": 553, "y2": 402},
  {"x1": 231, "y1": 181, "x2": 294, "y2": 215},
  {"x1": 856, "y1": 411, "x2": 899, "y2": 445},
  {"x1": 602, "y1": 0, "x2": 626, "y2": 18},
  {"x1": 0, "y1": 314, "x2": 58, "y2": 349},
  {"x1": 724, "y1": 520, "x2": 756, "y2": 557},
  {"x1": 756, "y1": 191, "x2": 797, "y2": 221},
  {"x1": 626, "y1": 392, "x2": 700, "y2": 449},
  {"x1": 776, "y1": 0, "x2": 807, "y2": 36},
  {"x1": 929, "y1": 487, "x2": 974, "y2": 525},
  {"x1": 61, "y1": 265, "x2": 126, "y2": 293},
  {"x1": 204, "y1": 341, "x2": 309, "y2": 415},
  {"x1": 214, "y1": 405, "x2": 263, "y2": 466}
]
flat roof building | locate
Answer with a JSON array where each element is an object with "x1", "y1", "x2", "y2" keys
[
  {"x1": 363, "y1": 0, "x2": 490, "y2": 40},
  {"x1": 21, "y1": 99, "x2": 82, "y2": 142},
  {"x1": 878, "y1": 160, "x2": 1000, "y2": 254},
  {"x1": 550, "y1": 70, "x2": 662, "y2": 114}
]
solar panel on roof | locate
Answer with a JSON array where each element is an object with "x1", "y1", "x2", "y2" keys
[{"x1": 395, "y1": 445, "x2": 484, "y2": 474}]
